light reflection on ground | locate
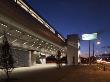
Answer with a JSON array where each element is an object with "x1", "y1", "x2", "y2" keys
[
  {"x1": 13, "y1": 63, "x2": 57, "y2": 73},
  {"x1": 0, "y1": 63, "x2": 66, "y2": 78}
]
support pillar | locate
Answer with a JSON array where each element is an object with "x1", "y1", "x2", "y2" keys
[
  {"x1": 67, "y1": 34, "x2": 80, "y2": 65},
  {"x1": 28, "y1": 50, "x2": 32, "y2": 66}
]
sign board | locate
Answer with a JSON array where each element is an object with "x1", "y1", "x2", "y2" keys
[{"x1": 82, "y1": 33, "x2": 97, "y2": 40}]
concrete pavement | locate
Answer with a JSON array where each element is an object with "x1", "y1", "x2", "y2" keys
[{"x1": 1, "y1": 64, "x2": 110, "y2": 82}]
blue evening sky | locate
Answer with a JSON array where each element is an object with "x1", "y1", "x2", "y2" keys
[{"x1": 26, "y1": 0, "x2": 110, "y2": 57}]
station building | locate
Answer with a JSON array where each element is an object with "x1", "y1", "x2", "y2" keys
[{"x1": 0, "y1": 0, "x2": 80, "y2": 67}]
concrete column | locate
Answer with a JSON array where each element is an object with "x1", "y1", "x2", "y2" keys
[
  {"x1": 67, "y1": 34, "x2": 80, "y2": 65},
  {"x1": 67, "y1": 45, "x2": 78, "y2": 65},
  {"x1": 28, "y1": 50, "x2": 32, "y2": 66},
  {"x1": 74, "y1": 50, "x2": 78, "y2": 65},
  {"x1": 67, "y1": 52, "x2": 74, "y2": 65}
]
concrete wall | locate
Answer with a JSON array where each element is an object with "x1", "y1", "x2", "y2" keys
[{"x1": 13, "y1": 49, "x2": 30, "y2": 67}]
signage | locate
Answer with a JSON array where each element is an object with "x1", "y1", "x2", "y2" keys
[{"x1": 82, "y1": 33, "x2": 97, "y2": 40}]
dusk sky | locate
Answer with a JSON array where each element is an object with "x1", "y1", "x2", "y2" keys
[{"x1": 26, "y1": 0, "x2": 110, "y2": 57}]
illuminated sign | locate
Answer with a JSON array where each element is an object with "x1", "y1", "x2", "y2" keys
[{"x1": 82, "y1": 33, "x2": 97, "y2": 40}]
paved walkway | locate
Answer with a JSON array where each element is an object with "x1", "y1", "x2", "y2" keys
[{"x1": 1, "y1": 64, "x2": 110, "y2": 82}]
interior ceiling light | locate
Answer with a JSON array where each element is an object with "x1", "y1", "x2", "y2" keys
[
  {"x1": 0, "y1": 35, "x2": 4, "y2": 39},
  {"x1": 27, "y1": 35, "x2": 31, "y2": 37},
  {"x1": 12, "y1": 39, "x2": 17, "y2": 43},
  {"x1": 23, "y1": 42, "x2": 27, "y2": 45},
  {"x1": 1, "y1": 23, "x2": 7, "y2": 27},
  {"x1": 16, "y1": 30, "x2": 21, "y2": 33},
  {"x1": 31, "y1": 44, "x2": 34, "y2": 46},
  {"x1": 7, "y1": 33, "x2": 11, "y2": 36},
  {"x1": 1, "y1": 23, "x2": 3, "y2": 26}
]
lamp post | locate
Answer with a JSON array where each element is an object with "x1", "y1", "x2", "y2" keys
[
  {"x1": 96, "y1": 40, "x2": 101, "y2": 54},
  {"x1": 93, "y1": 41, "x2": 95, "y2": 57},
  {"x1": 92, "y1": 40, "x2": 100, "y2": 63},
  {"x1": 96, "y1": 40, "x2": 101, "y2": 59},
  {"x1": 89, "y1": 40, "x2": 91, "y2": 64},
  {"x1": 92, "y1": 41, "x2": 95, "y2": 63}
]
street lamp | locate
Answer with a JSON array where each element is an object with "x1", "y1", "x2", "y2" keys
[
  {"x1": 96, "y1": 40, "x2": 101, "y2": 55},
  {"x1": 97, "y1": 40, "x2": 101, "y2": 45},
  {"x1": 92, "y1": 40, "x2": 101, "y2": 63}
]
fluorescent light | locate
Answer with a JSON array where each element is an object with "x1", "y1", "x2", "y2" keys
[{"x1": 12, "y1": 39, "x2": 17, "y2": 43}]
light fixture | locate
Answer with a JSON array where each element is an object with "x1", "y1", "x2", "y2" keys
[
  {"x1": 7, "y1": 33, "x2": 11, "y2": 35},
  {"x1": 4, "y1": 25, "x2": 7, "y2": 27},
  {"x1": 16, "y1": 30, "x2": 21, "y2": 33},
  {"x1": 27, "y1": 35, "x2": 32, "y2": 37},
  {"x1": 1, "y1": 23, "x2": 3, "y2": 26},
  {"x1": 12, "y1": 39, "x2": 17, "y2": 43},
  {"x1": 38, "y1": 46, "x2": 41, "y2": 48},
  {"x1": 31, "y1": 44, "x2": 34, "y2": 47},
  {"x1": 46, "y1": 42, "x2": 48, "y2": 44},
  {"x1": 1, "y1": 23, "x2": 7, "y2": 27},
  {"x1": 97, "y1": 41, "x2": 101, "y2": 45},
  {"x1": 0, "y1": 35, "x2": 4, "y2": 39},
  {"x1": 23, "y1": 42, "x2": 27, "y2": 45}
]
